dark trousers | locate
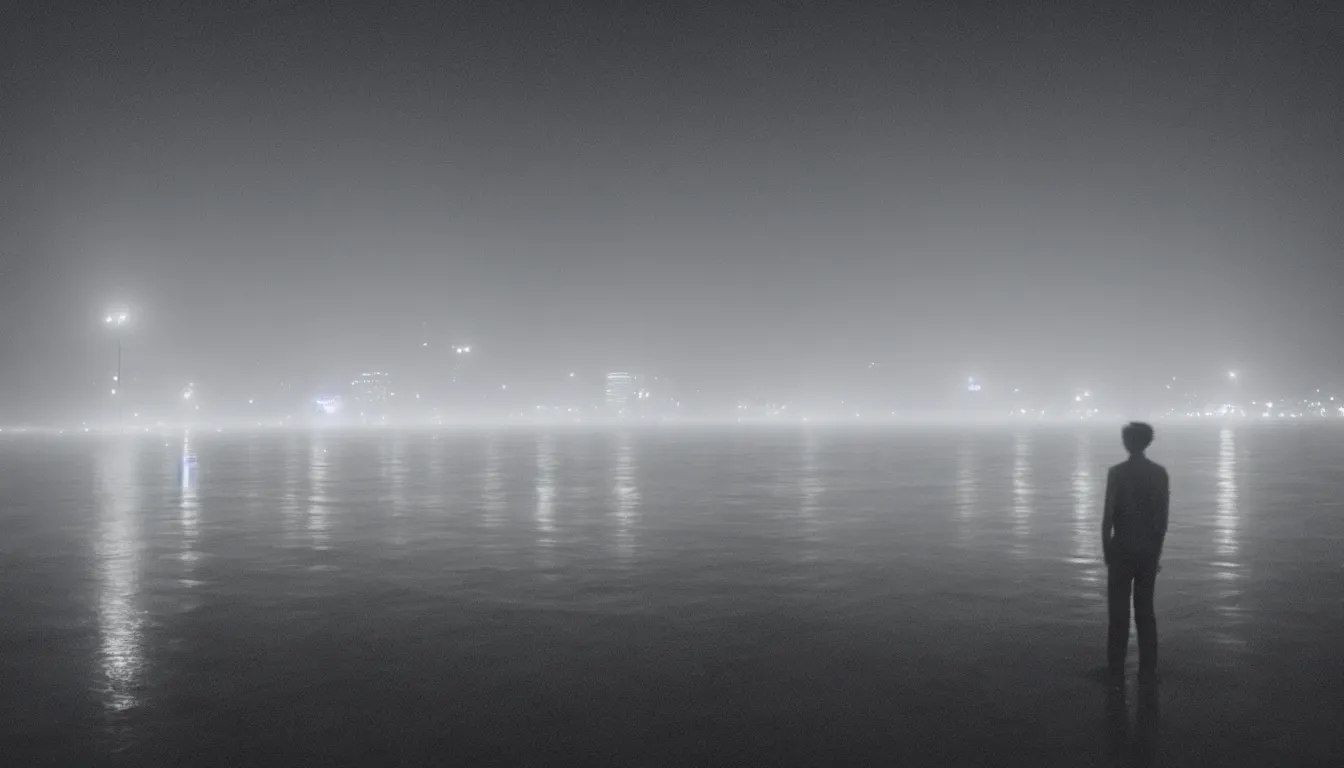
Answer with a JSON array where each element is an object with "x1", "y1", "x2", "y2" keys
[{"x1": 1107, "y1": 555, "x2": 1158, "y2": 675}]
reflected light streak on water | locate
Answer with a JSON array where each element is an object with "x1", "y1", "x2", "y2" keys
[
  {"x1": 955, "y1": 438, "x2": 977, "y2": 547},
  {"x1": 1011, "y1": 432, "x2": 1034, "y2": 557},
  {"x1": 280, "y1": 436, "x2": 303, "y2": 542},
  {"x1": 535, "y1": 433, "x2": 557, "y2": 570},
  {"x1": 308, "y1": 438, "x2": 331, "y2": 550},
  {"x1": 95, "y1": 439, "x2": 144, "y2": 714},
  {"x1": 797, "y1": 430, "x2": 823, "y2": 560},
  {"x1": 1215, "y1": 428, "x2": 1240, "y2": 559},
  {"x1": 612, "y1": 432, "x2": 640, "y2": 562},
  {"x1": 481, "y1": 436, "x2": 505, "y2": 529},
  {"x1": 179, "y1": 433, "x2": 200, "y2": 568},
  {"x1": 389, "y1": 435, "x2": 408, "y2": 509},
  {"x1": 385, "y1": 436, "x2": 408, "y2": 548},
  {"x1": 1070, "y1": 432, "x2": 1102, "y2": 592},
  {"x1": 1213, "y1": 428, "x2": 1246, "y2": 642}
]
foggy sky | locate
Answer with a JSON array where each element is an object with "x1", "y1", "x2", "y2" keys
[{"x1": 2, "y1": 1, "x2": 1341, "y2": 418}]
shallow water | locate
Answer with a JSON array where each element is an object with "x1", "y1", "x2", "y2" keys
[{"x1": 2, "y1": 425, "x2": 1341, "y2": 765}]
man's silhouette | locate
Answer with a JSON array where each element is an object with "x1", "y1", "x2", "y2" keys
[{"x1": 1102, "y1": 422, "x2": 1169, "y2": 683}]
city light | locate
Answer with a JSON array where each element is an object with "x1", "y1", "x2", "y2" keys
[{"x1": 1228, "y1": 371, "x2": 1238, "y2": 380}]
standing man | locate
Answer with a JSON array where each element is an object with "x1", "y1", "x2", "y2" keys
[{"x1": 1103, "y1": 422, "x2": 1169, "y2": 684}]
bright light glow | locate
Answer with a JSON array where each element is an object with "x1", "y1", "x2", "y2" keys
[
  {"x1": 183, "y1": 391, "x2": 192, "y2": 400},
  {"x1": 110, "y1": 389, "x2": 117, "y2": 395},
  {"x1": 1075, "y1": 396, "x2": 1082, "y2": 402},
  {"x1": 1228, "y1": 371, "x2": 1237, "y2": 380},
  {"x1": 248, "y1": 399, "x2": 254, "y2": 404}
]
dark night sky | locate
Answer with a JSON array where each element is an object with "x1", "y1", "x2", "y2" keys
[{"x1": 1, "y1": 1, "x2": 1341, "y2": 417}]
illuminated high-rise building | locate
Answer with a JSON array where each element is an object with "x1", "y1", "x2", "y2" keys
[
  {"x1": 605, "y1": 372, "x2": 634, "y2": 415},
  {"x1": 351, "y1": 372, "x2": 393, "y2": 421}
]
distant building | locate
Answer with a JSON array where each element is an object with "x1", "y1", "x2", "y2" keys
[
  {"x1": 351, "y1": 372, "x2": 392, "y2": 421},
  {"x1": 605, "y1": 372, "x2": 634, "y2": 415}
]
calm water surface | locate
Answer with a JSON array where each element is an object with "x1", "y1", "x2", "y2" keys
[{"x1": 2, "y1": 426, "x2": 1342, "y2": 766}]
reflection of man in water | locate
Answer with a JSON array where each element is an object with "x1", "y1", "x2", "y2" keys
[{"x1": 1103, "y1": 422, "x2": 1169, "y2": 683}]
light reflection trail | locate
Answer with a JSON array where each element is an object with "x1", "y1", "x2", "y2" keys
[
  {"x1": 1011, "y1": 432, "x2": 1034, "y2": 557},
  {"x1": 612, "y1": 432, "x2": 640, "y2": 563},
  {"x1": 797, "y1": 429, "x2": 823, "y2": 561},
  {"x1": 178, "y1": 432, "x2": 201, "y2": 577},
  {"x1": 1213, "y1": 427, "x2": 1246, "y2": 644},
  {"x1": 95, "y1": 438, "x2": 144, "y2": 714},
  {"x1": 386, "y1": 435, "x2": 408, "y2": 548},
  {"x1": 481, "y1": 436, "x2": 505, "y2": 529},
  {"x1": 535, "y1": 433, "x2": 557, "y2": 571},
  {"x1": 308, "y1": 437, "x2": 331, "y2": 550},
  {"x1": 955, "y1": 438, "x2": 978, "y2": 548},
  {"x1": 1215, "y1": 428, "x2": 1240, "y2": 559},
  {"x1": 1070, "y1": 432, "x2": 1102, "y2": 591},
  {"x1": 281, "y1": 435, "x2": 303, "y2": 542}
]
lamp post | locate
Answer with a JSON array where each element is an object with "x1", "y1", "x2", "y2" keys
[{"x1": 104, "y1": 309, "x2": 129, "y2": 424}]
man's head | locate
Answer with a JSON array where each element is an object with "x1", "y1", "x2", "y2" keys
[{"x1": 1122, "y1": 421, "x2": 1154, "y2": 455}]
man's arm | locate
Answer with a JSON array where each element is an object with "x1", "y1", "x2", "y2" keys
[
  {"x1": 1154, "y1": 468, "x2": 1169, "y2": 561},
  {"x1": 1102, "y1": 467, "x2": 1116, "y2": 565}
]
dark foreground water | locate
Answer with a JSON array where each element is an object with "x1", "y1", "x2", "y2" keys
[{"x1": 2, "y1": 426, "x2": 1342, "y2": 766}]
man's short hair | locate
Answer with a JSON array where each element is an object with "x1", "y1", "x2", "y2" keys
[{"x1": 1122, "y1": 422, "x2": 1155, "y2": 453}]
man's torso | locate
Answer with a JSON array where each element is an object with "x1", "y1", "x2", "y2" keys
[{"x1": 1109, "y1": 457, "x2": 1167, "y2": 558}]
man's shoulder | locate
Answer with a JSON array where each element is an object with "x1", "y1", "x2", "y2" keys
[{"x1": 1109, "y1": 458, "x2": 1167, "y2": 479}]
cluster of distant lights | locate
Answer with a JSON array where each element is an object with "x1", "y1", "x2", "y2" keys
[
  {"x1": 83, "y1": 309, "x2": 1340, "y2": 425},
  {"x1": 420, "y1": 342, "x2": 473, "y2": 354}
]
